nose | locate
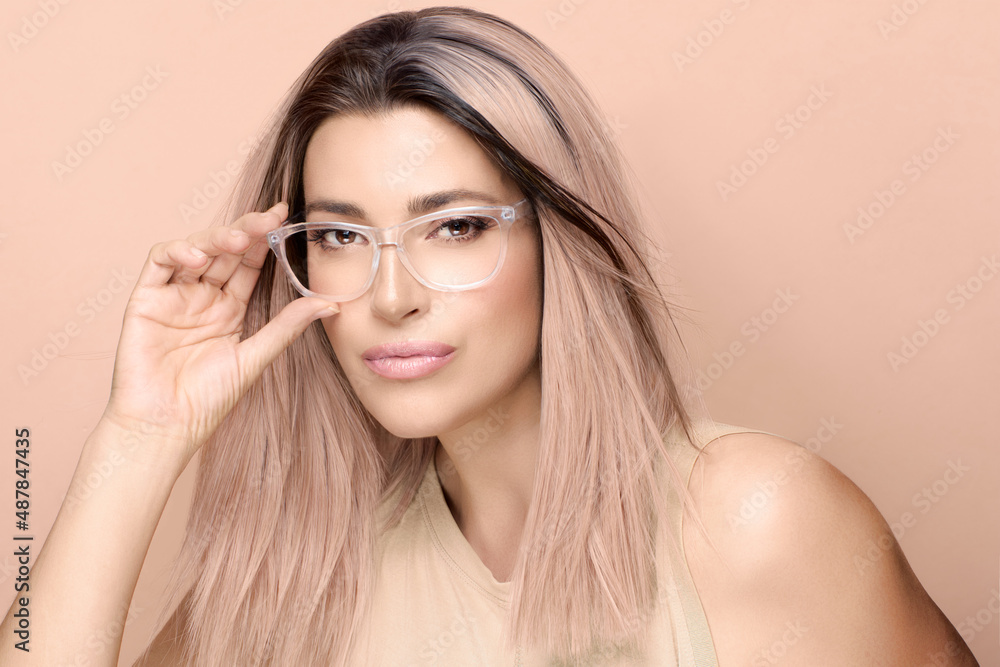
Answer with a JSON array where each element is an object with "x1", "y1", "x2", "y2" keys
[{"x1": 368, "y1": 243, "x2": 425, "y2": 322}]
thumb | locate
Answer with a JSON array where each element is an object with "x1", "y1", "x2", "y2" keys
[{"x1": 236, "y1": 297, "x2": 339, "y2": 383}]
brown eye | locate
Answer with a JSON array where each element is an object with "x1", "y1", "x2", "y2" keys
[{"x1": 429, "y1": 216, "x2": 493, "y2": 243}]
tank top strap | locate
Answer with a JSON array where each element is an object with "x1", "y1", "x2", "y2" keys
[{"x1": 658, "y1": 418, "x2": 782, "y2": 666}]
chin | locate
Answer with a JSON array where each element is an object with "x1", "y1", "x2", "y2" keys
[
  {"x1": 373, "y1": 417, "x2": 445, "y2": 441},
  {"x1": 365, "y1": 389, "x2": 483, "y2": 441}
]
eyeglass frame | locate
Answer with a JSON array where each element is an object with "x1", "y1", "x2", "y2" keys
[{"x1": 266, "y1": 198, "x2": 533, "y2": 302}]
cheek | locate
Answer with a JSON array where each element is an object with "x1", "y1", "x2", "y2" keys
[
  {"x1": 318, "y1": 316, "x2": 352, "y2": 364},
  {"x1": 506, "y1": 258, "x2": 542, "y2": 321},
  {"x1": 457, "y1": 232, "x2": 543, "y2": 364},
  {"x1": 480, "y1": 252, "x2": 543, "y2": 354}
]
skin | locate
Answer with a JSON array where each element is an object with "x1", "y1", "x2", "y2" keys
[
  {"x1": 8, "y1": 103, "x2": 975, "y2": 665},
  {"x1": 0, "y1": 199, "x2": 337, "y2": 664},
  {"x1": 684, "y1": 433, "x2": 979, "y2": 665},
  {"x1": 299, "y1": 106, "x2": 978, "y2": 663},
  {"x1": 302, "y1": 106, "x2": 545, "y2": 583}
]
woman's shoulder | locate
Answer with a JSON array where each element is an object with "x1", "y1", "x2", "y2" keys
[
  {"x1": 678, "y1": 420, "x2": 895, "y2": 575},
  {"x1": 671, "y1": 419, "x2": 856, "y2": 592},
  {"x1": 678, "y1": 421, "x2": 975, "y2": 665},
  {"x1": 681, "y1": 422, "x2": 863, "y2": 571}
]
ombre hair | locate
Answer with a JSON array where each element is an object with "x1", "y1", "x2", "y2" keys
[{"x1": 142, "y1": 6, "x2": 705, "y2": 665}]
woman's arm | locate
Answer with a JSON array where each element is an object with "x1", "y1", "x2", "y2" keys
[
  {"x1": 0, "y1": 203, "x2": 338, "y2": 666},
  {"x1": 684, "y1": 431, "x2": 979, "y2": 666},
  {"x1": 0, "y1": 419, "x2": 189, "y2": 666}
]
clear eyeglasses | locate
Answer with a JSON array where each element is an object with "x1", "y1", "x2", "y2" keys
[{"x1": 267, "y1": 198, "x2": 532, "y2": 302}]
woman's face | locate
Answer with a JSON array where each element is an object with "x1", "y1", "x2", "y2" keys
[{"x1": 301, "y1": 106, "x2": 543, "y2": 439}]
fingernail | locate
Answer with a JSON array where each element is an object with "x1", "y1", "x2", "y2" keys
[
  {"x1": 313, "y1": 306, "x2": 340, "y2": 321},
  {"x1": 230, "y1": 229, "x2": 249, "y2": 239},
  {"x1": 191, "y1": 248, "x2": 207, "y2": 259}
]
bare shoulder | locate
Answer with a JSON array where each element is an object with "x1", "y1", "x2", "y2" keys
[
  {"x1": 131, "y1": 590, "x2": 191, "y2": 667},
  {"x1": 679, "y1": 429, "x2": 978, "y2": 667}
]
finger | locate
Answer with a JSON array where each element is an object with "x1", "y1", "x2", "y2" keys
[
  {"x1": 170, "y1": 227, "x2": 252, "y2": 285},
  {"x1": 220, "y1": 236, "x2": 274, "y2": 303},
  {"x1": 200, "y1": 231, "x2": 264, "y2": 289},
  {"x1": 223, "y1": 202, "x2": 289, "y2": 304},
  {"x1": 136, "y1": 240, "x2": 210, "y2": 288},
  {"x1": 181, "y1": 202, "x2": 286, "y2": 288},
  {"x1": 235, "y1": 297, "x2": 340, "y2": 386}
]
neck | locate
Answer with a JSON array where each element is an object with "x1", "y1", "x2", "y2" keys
[{"x1": 433, "y1": 365, "x2": 541, "y2": 582}]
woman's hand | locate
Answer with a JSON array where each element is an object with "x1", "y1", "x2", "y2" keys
[{"x1": 101, "y1": 202, "x2": 338, "y2": 469}]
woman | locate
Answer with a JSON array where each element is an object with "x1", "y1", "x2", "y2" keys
[{"x1": 0, "y1": 7, "x2": 976, "y2": 666}]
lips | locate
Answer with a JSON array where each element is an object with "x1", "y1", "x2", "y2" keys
[
  {"x1": 362, "y1": 340, "x2": 457, "y2": 380},
  {"x1": 362, "y1": 340, "x2": 456, "y2": 360}
]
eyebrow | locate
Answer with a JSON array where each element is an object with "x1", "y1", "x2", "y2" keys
[{"x1": 303, "y1": 188, "x2": 504, "y2": 220}]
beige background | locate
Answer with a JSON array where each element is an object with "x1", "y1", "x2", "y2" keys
[{"x1": 2, "y1": 0, "x2": 997, "y2": 664}]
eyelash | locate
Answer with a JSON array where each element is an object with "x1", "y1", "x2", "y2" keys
[{"x1": 305, "y1": 216, "x2": 491, "y2": 249}]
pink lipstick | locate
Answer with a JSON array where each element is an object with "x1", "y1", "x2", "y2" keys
[{"x1": 362, "y1": 340, "x2": 456, "y2": 380}]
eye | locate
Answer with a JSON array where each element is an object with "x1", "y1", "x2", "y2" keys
[
  {"x1": 306, "y1": 227, "x2": 369, "y2": 249},
  {"x1": 428, "y1": 216, "x2": 494, "y2": 242}
]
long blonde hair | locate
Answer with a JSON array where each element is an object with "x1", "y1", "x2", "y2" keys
[{"x1": 148, "y1": 6, "x2": 702, "y2": 664}]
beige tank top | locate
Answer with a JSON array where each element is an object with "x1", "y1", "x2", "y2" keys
[{"x1": 354, "y1": 419, "x2": 778, "y2": 665}]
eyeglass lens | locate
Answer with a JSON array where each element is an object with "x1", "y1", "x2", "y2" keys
[{"x1": 282, "y1": 212, "x2": 503, "y2": 298}]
